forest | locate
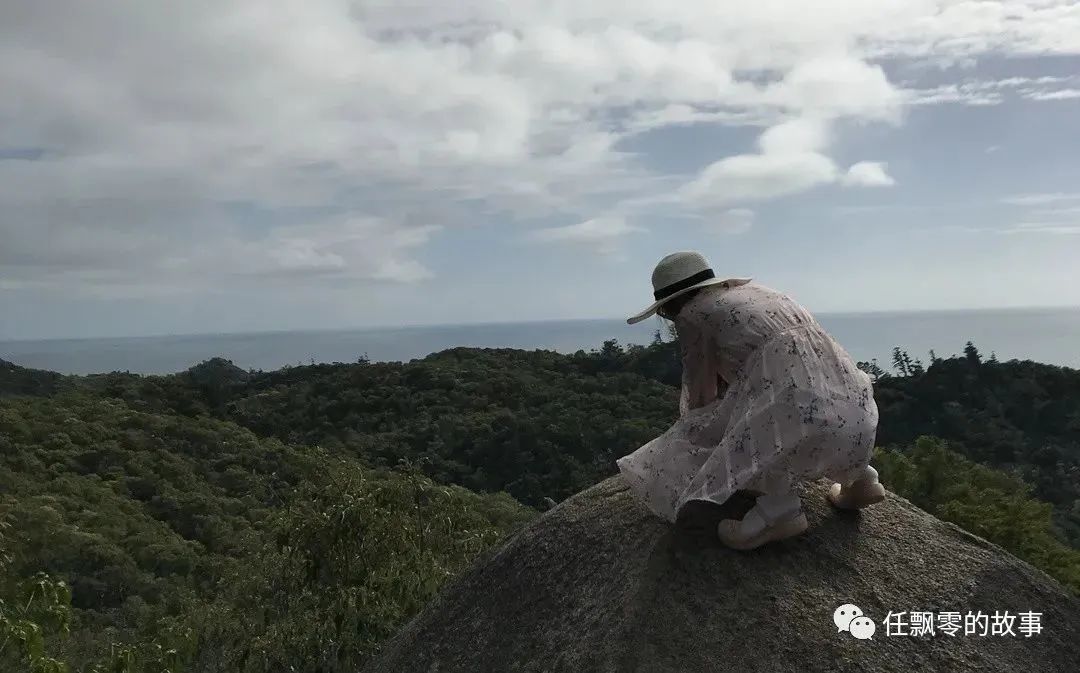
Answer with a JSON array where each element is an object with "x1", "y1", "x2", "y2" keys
[{"x1": 1, "y1": 336, "x2": 1078, "y2": 672}]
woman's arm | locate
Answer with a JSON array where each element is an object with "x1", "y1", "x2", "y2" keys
[{"x1": 678, "y1": 326, "x2": 719, "y2": 416}]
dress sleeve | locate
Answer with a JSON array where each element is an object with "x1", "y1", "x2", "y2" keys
[{"x1": 678, "y1": 324, "x2": 718, "y2": 416}]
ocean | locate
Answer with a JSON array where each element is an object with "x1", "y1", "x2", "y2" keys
[{"x1": 2, "y1": 307, "x2": 1079, "y2": 376}]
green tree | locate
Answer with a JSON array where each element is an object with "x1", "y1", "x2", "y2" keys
[
  {"x1": 1, "y1": 513, "x2": 72, "y2": 673},
  {"x1": 875, "y1": 437, "x2": 1080, "y2": 593},
  {"x1": 964, "y1": 341, "x2": 982, "y2": 366},
  {"x1": 892, "y1": 347, "x2": 909, "y2": 377},
  {"x1": 186, "y1": 459, "x2": 534, "y2": 672},
  {"x1": 857, "y1": 359, "x2": 888, "y2": 382}
]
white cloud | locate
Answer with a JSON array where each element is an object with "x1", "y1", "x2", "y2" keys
[
  {"x1": 679, "y1": 118, "x2": 894, "y2": 207},
  {"x1": 757, "y1": 118, "x2": 831, "y2": 154},
  {"x1": 1033, "y1": 205, "x2": 1080, "y2": 217},
  {"x1": 1004, "y1": 222, "x2": 1080, "y2": 235},
  {"x1": 680, "y1": 117, "x2": 838, "y2": 207},
  {"x1": 682, "y1": 150, "x2": 839, "y2": 207},
  {"x1": 1001, "y1": 193, "x2": 1080, "y2": 206},
  {"x1": 708, "y1": 209, "x2": 756, "y2": 235},
  {"x1": 1025, "y1": 88, "x2": 1080, "y2": 101},
  {"x1": 842, "y1": 162, "x2": 896, "y2": 187},
  {"x1": 905, "y1": 76, "x2": 1080, "y2": 107},
  {"x1": 1000, "y1": 192, "x2": 1080, "y2": 235},
  {"x1": 4, "y1": 214, "x2": 443, "y2": 299},
  {"x1": 625, "y1": 104, "x2": 770, "y2": 133},
  {"x1": 528, "y1": 216, "x2": 643, "y2": 255},
  {"x1": 763, "y1": 56, "x2": 902, "y2": 123},
  {"x1": 239, "y1": 219, "x2": 442, "y2": 284},
  {"x1": 3, "y1": 1, "x2": 1080, "y2": 298},
  {"x1": 906, "y1": 84, "x2": 1005, "y2": 107}
]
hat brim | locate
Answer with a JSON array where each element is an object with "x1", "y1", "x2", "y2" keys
[{"x1": 626, "y1": 278, "x2": 751, "y2": 325}]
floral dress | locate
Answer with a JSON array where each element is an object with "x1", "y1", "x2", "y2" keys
[{"x1": 617, "y1": 282, "x2": 879, "y2": 523}]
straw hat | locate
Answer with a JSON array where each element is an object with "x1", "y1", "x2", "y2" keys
[{"x1": 626, "y1": 251, "x2": 750, "y2": 325}]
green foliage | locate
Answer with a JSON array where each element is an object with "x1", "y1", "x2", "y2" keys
[
  {"x1": 1, "y1": 511, "x2": 72, "y2": 673},
  {"x1": 2, "y1": 337, "x2": 1079, "y2": 671},
  {"x1": 872, "y1": 344, "x2": 1080, "y2": 546},
  {"x1": 856, "y1": 359, "x2": 889, "y2": 382},
  {"x1": 0, "y1": 359, "x2": 67, "y2": 397},
  {"x1": 82, "y1": 347, "x2": 679, "y2": 508},
  {"x1": 964, "y1": 341, "x2": 982, "y2": 366},
  {"x1": 187, "y1": 460, "x2": 534, "y2": 672},
  {"x1": 0, "y1": 530, "x2": 198, "y2": 673},
  {"x1": 890, "y1": 347, "x2": 924, "y2": 377},
  {"x1": 0, "y1": 392, "x2": 533, "y2": 672},
  {"x1": 875, "y1": 437, "x2": 1080, "y2": 592}
]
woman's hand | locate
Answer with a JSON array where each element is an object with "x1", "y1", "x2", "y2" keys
[{"x1": 717, "y1": 374, "x2": 729, "y2": 398}]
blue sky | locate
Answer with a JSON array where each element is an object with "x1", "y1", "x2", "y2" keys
[{"x1": 2, "y1": 2, "x2": 1079, "y2": 340}]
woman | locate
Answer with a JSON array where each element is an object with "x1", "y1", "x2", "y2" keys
[{"x1": 618, "y1": 251, "x2": 885, "y2": 550}]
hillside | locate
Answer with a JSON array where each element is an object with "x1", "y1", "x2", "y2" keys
[
  {"x1": 71, "y1": 350, "x2": 681, "y2": 508},
  {"x1": 0, "y1": 391, "x2": 535, "y2": 672},
  {"x1": 2, "y1": 341, "x2": 1080, "y2": 671},
  {"x1": 872, "y1": 351, "x2": 1080, "y2": 544},
  {"x1": 0, "y1": 357, "x2": 68, "y2": 396},
  {"x1": 75, "y1": 341, "x2": 1080, "y2": 544}
]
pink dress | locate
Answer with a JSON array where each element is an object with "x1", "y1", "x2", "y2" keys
[{"x1": 617, "y1": 282, "x2": 879, "y2": 522}]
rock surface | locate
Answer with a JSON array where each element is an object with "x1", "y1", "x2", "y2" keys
[{"x1": 363, "y1": 476, "x2": 1080, "y2": 673}]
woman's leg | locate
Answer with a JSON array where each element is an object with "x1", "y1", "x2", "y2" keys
[
  {"x1": 717, "y1": 471, "x2": 807, "y2": 550},
  {"x1": 825, "y1": 392, "x2": 884, "y2": 510},
  {"x1": 755, "y1": 491, "x2": 803, "y2": 522}
]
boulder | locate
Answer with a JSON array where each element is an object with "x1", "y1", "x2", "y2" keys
[{"x1": 363, "y1": 476, "x2": 1080, "y2": 673}]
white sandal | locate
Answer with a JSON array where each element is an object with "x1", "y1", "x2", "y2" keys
[
  {"x1": 828, "y1": 466, "x2": 886, "y2": 510},
  {"x1": 717, "y1": 507, "x2": 808, "y2": 551}
]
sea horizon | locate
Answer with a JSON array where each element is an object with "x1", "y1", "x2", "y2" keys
[
  {"x1": 3, "y1": 304, "x2": 1080, "y2": 376},
  {"x1": 6, "y1": 302, "x2": 1080, "y2": 344}
]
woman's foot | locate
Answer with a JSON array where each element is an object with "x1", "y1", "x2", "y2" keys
[
  {"x1": 717, "y1": 505, "x2": 808, "y2": 550},
  {"x1": 828, "y1": 466, "x2": 886, "y2": 510}
]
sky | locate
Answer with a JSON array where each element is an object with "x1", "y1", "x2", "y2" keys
[{"x1": 2, "y1": 1, "x2": 1080, "y2": 340}]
